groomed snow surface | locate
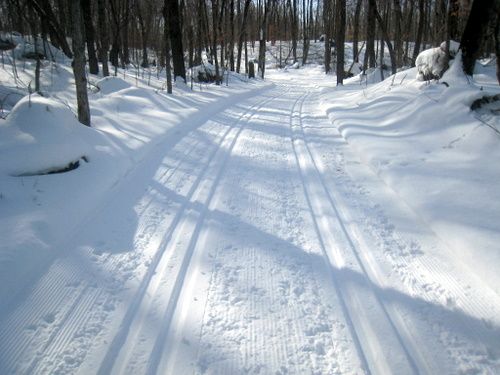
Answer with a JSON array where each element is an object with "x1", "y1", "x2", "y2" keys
[{"x1": 1, "y1": 49, "x2": 500, "y2": 375}]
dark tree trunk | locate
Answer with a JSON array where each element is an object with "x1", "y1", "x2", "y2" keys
[
  {"x1": 336, "y1": 0, "x2": 346, "y2": 85},
  {"x1": 229, "y1": 0, "x2": 235, "y2": 71},
  {"x1": 412, "y1": 0, "x2": 425, "y2": 63},
  {"x1": 217, "y1": 0, "x2": 226, "y2": 75},
  {"x1": 392, "y1": 0, "x2": 403, "y2": 68},
  {"x1": 236, "y1": 0, "x2": 251, "y2": 73},
  {"x1": 323, "y1": 0, "x2": 331, "y2": 73},
  {"x1": 212, "y1": 0, "x2": 221, "y2": 84},
  {"x1": 258, "y1": 1, "x2": 270, "y2": 79},
  {"x1": 460, "y1": 0, "x2": 498, "y2": 75},
  {"x1": 136, "y1": 2, "x2": 149, "y2": 68},
  {"x1": 167, "y1": 0, "x2": 186, "y2": 81},
  {"x1": 302, "y1": 0, "x2": 309, "y2": 64},
  {"x1": 26, "y1": 0, "x2": 73, "y2": 58},
  {"x1": 194, "y1": 0, "x2": 204, "y2": 66},
  {"x1": 97, "y1": 0, "x2": 109, "y2": 76},
  {"x1": 81, "y1": 0, "x2": 99, "y2": 74},
  {"x1": 69, "y1": 0, "x2": 91, "y2": 126},
  {"x1": 121, "y1": 0, "x2": 130, "y2": 66},
  {"x1": 364, "y1": 0, "x2": 377, "y2": 71},
  {"x1": 369, "y1": 0, "x2": 397, "y2": 75},
  {"x1": 162, "y1": 1, "x2": 173, "y2": 93},
  {"x1": 352, "y1": 0, "x2": 362, "y2": 63},
  {"x1": 447, "y1": 0, "x2": 460, "y2": 42},
  {"x1": 496, "y1": 15, "x2": 500, "y2": 84},
  {"x1": 290, "y1": 0, "x2": 298, "y2": 62}
]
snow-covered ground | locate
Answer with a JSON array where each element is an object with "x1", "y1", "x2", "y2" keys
[{"x1": 1, "y1": 41, "x2": 500, "y2": 374}]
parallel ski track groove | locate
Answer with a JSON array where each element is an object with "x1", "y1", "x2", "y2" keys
[
  {"x1": 305, "y1": 90, "x2": 500, "y2": 373},
  {"x1": 288, "y1": 90, "x2": 372, "y2": 375},
  {"x1": 97, "y1": 88, "x2": 287, "y2": 375},
  {"x1": 146, "y1": 88, "x2": 290, "y2": 375},
  {"x1": 0, "y1": 89, "x2": 274, "y2": 375},
  {"x1": 289, "y1": 89, "x2": 427, "y2": 375}
]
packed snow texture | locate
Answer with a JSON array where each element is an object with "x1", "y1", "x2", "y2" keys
[{"x1": 0, "y1": 37, "x2": 499, "y2": 375}]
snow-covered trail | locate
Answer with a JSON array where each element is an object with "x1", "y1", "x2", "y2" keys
[{"x1": 1, "y1": 76, "x2": 500, "y2": 375}]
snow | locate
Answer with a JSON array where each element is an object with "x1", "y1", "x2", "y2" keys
[
  {"x1": 415, "y1": 45, "x2": 447, "y2": 81},
  {"x1": 1, "y1": 38, "x2": 500, "y2": 375},
  {"x1": 320, "y1": 56, "x2": 500, "y2": 295},
  {"x1": 0, "y1": 95, "x2": 92, "y2": 176}
]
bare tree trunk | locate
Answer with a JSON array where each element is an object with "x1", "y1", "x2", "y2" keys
[
  {"x1": 97, "y1": 0, "x2": 109, "y2": 76},
  {"x1": 412, "y1": 0, "x2": 425, "y2": 63},
  {"x1": 236, "y1": 0, "x2": 251, "y2": 73},
  {"x1": 258, "y1": 0, "x2": 270, "y2": 79},
  {"x1": 336, "y1": 0, "x2": 346, "y2": 85},
  {"x1": 136, "y1": 2, "x2": 149, "y2": 68},
  {"x1": 460, "y1": 0, "x2": 498, "y2": 75},
  {"x1": 81, "y1": 0, "x2": 99, "y2": 75},
  {"x1": 229, "y1": 0, "x2": 235, "y2": 71},
  {"x1": 212, "y1": 0, "x2": 221, "y2": 84},
  {"x1": 26, "y1": 0, "x2": 73, "y2": 58},
  {"x1": 352, "y1": 0, "x2": 362, "y2": 63},
  {"x1": 323, "y1": 0, "x2": 331, "y2": 73},
  {"x1": 122, "y1": 0, "x2": 130, "y2": 66},
  {"x1": 364, "y1": 0, "x2": 377, "y2": 71},
  {"x1": 496, "y1": 14, "x2": 500, "y2": 84},
  {"x1": 289, "y1": 0, "x2": 298, "y2": 62},
  {"x1": 447, "y1": 0, "x2": 460, "y2": 43},
  {"x1": 167, "y1": 0, "x2": 186, "y2": 81},
  {"x1": 163, "y1": 1, "x2": 173, "y2": 93},
  {"x1": 69, "y1": 0, "x2": 91, "y2": 126},
  {"x1": 302, "y1": 0, "x2": 309, "y2": 64},
  {"x1": 392, "y1": 0, "x2": 403, "y2": 68},
  {"x1": 369, "y1": 0, "x2": 397, "y2": 75}
]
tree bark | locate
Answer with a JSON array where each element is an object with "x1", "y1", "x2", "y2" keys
[
  {"x1": 364, "y1": 0, "x2": 377, "y2": 71},
  {"x1": 323, "y1": 0, "x2": 331, "y2": 73},
  {"x1": 258, "y1": 0, "x2": 270, "y2": 79},
  {"x1": 336, "y1": 0, "x2": 346, "y2": 84},
  {"x1": 26, "y1": 0, "x2": 73, "y2": 58},
  {"x1": 236, "y1": 0, "x2": 251, "y2": 73},
  {"x1": 163, "y1": 1, "x2": 173, "y2": 93},
  {"x1": 392, "y1": 0, "x2": 402, "y2": 68},
  {"x1": 81, "y1": 0, "x2": 99, "y2": 74},
  {"x1": 368, "y1": 0, "x2": 397, "y2": 74},
  {"x1": 212, "y1": 0, "x2": 221, "y2": 84},
  {"x1": 167, "y1": 0, "x2": 186, "y2": 81},
  {"x1": 460, "y1": 0, "x2": 498, "y2": 75},
  {"x1": 97, "y1": 0, "x2": 109, "y2": 76},
  {"x1": 412, "y1": 0, "x2": 425, "y2": 63},
  {"x1": 352, "y1": 0, "x2": 362, "y2": 63},
  {"x1": 69, "y1": 0, "x2": 91, "y2": 126}
]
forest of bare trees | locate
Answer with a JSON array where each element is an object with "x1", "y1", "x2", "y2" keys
[{"x1": 0, "y1": 0, "x2": 498, "y2": 124}]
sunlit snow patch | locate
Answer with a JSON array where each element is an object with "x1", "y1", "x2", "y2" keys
[{"x1": 0, "y1": 95, "x2": 92, "y2": 176}]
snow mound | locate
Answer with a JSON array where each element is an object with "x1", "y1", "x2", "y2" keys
[
  {"x1": 416, "y1": 46, "x2": 448, "y2": 81},
  {"x1": 96, "y1": 76, "x2": 133, "y2": 95},
  {"x1": 0, "y1": 95, "x2": 92, "y2": 176}
]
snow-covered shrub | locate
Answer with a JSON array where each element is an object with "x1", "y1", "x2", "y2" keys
[
  {"x1": 0, "y1": 95, "x2": 92, "y2": 176},
  {"x1": 416, "y1": 40, "x2": 460, "y2": 81},
  {"x1": 416, "y1": 46, "x2": 447, "y2": 81}
]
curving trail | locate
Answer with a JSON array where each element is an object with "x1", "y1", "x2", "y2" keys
[{"x1": 1, "y1": 76, "x2": 500, "y2": 375}]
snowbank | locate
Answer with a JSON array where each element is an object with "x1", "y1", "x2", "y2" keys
[
  {"x1": 96, "y1": 76, "x2": 133, "y2": 95},
  {"x1": 321, "y1": 58, "x2": 500, "y2": 294},
  {"x1": 0, "y1": 95, "x2": 92, "y2": 176},
  {"x1": 0, "y1": 52, "x2": 271, "y2": 311}
]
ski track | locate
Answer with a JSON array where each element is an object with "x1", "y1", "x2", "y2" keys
[{"x1": 1, "y1": 82, "x2": 500, "y2": 375}]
